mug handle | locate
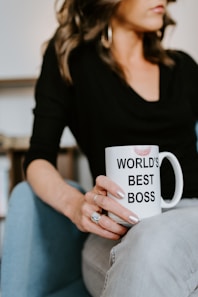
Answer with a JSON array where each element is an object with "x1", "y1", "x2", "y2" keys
[{"x1": 159, "y1": 152, "x2": 183, "y2": 209}]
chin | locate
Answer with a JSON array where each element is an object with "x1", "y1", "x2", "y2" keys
[
  {"x1": 145, "y1": 16, "x2": 164, "y2": 31},
  {"x1": 138, "y1": 18, "x2": 163, "y2": 34},
  {"x1": 151, "y1": 19, "x2": 163, "y2": 30}
]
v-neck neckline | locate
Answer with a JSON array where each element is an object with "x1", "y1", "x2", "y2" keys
[
  {"x1": 124, "y1": 63, "x2": 162, "y2": 104},
  {"x1": 111, "y1": 63, "x2": 171, "y2": 105}
]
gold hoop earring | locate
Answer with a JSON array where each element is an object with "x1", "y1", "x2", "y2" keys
[
  {"x1": 156, "y1": 30, "x2": 162, "y2": 39},
  {"x1": 101, "y1": 26, "x2": 112, "y2": 49},
  {"x1": 74, "y1": 13, "x2": 81, "y2": 27}
]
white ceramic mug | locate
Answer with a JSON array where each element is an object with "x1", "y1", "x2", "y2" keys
[{"x1": 105, "y1": 145, "x2": 183, "y2": 226}]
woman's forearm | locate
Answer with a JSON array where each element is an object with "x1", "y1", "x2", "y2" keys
[
  {"x1": 26, "y1": 160, "x2": 134, "y2": 238},
  {"x1": 26, "y1": 159, "x2": 85, "y2": 222}
]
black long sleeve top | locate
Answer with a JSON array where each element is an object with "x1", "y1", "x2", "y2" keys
[{"x1": 24, "y1": 39, "x2": 198, "y2": 198}]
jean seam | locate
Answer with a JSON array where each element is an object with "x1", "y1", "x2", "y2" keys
[
  {"x1": 100, "y1": 246, "x2": 117, "y2": 296},
  {"x1": 83, "y1": 255, "x2": 107, "y2": 278},
  {"x1": 185, "y1": 268, "x2": 198, "y2": 295}
]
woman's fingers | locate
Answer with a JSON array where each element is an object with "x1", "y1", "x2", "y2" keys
[
  {"x1": 81, "y1": 195, "x2": 127, "y2": 239},
  {"x1": 85, "y1": 191, "x2": 139, "y2": 225},
  {"x1": 82, "y1": 212, "x2": 127, "y2": 240},
  {"x1": 81, "y1": 175, "x2": 139, "y2": 239},
  {"x1": 94, "y1": 175, "x2": 125, "y2": 199}
]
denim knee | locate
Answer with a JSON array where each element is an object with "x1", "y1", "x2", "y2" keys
[{"x1": 105, "y1": 208, "x2": 198, "y2": 297}]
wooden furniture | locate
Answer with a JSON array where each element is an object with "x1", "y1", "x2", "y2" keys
[{"x1": 0, "y1": 146, "x2": 79, "y2": 193}]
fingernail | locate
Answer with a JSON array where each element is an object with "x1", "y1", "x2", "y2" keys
[
  {"x1": 129, "y1": 215, "x2": 139, "y2": 224},
  {"x1": 116, "y1": 190, "x2": 125, "y2": 199}
]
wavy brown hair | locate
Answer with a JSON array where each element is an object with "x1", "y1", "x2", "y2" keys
[{"x1": 54, "y1": 0, "x2": 176, "y2": 84}]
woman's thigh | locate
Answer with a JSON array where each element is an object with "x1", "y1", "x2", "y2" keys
[
  {"x1": 82, "y1": 200, "x2": 198, "y2": 297},
  {"x1": 82, "y1": 233, "x2": 120, "y2": 297}
]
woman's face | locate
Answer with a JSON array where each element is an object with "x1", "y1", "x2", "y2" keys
[{"x1": 113, "y1": 0, "x2": 167, "y2": 32}]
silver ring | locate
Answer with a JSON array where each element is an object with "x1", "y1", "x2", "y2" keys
[
  {"x1": 91, "y1": 212, "x2": 101, "y2": 224},
  {"x1": 93, "y1": 194, "x2": 98, "y2": 203}
]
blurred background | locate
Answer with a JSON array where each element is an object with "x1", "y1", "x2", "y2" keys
[
  {"x1": 0, "y1": 0, "x2": 198, "y2": 141},
  {"x1": 0, "y1": 0, "x2": 198, "y2": 257}
]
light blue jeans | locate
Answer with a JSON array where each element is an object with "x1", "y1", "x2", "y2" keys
[
  {"x1": 1, "y1": 181, "x2": 90, "y2": 297},
  {"x1": 82, "y1": 199, "x2": 198, "y2": 297}
]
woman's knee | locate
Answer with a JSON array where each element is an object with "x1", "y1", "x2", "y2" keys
[
  {"x1": 125, "y1": 208, "x2": 198, "y2": 264},
  {"x1": 121, "y1": 213, "x2": 178, "y2": 269},
  {"x1": 117, "y1": 208, "x2": 198, "y2": 284}
]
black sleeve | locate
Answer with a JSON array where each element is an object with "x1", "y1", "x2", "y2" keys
[{"x1": 23, "y1": 39, "x2": 74, "y2": 174}]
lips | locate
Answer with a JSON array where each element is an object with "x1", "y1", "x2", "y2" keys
[{"x1": 151, "y1": 4, "x2": 165, "y2": 14}]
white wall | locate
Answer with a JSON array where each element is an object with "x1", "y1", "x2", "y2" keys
[
  {"x1": 163, "y1": 0, "x2": 198, "y2": 62},
  {"x1": 0, "y1": 0, "x2": 198, "y2": 140},
  {"x1": 0, "y1": 0, "x2": 76, "y2": 145},
  {"x1": 0, "y1": 0, "x2": 57, "y2": 79},
  {"x1": 0, "y1": 88, "x2": 34, "y2": 137}
]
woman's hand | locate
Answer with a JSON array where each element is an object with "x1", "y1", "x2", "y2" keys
[
  {"x1": 74, "y1": 175, "x2": 139, "y2": 240},
  {"x1": 27, "y1": 160, "x2": 138, "y2": 240}
]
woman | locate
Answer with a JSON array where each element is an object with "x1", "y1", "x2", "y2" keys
[{"x1": 24, "y1": 0, "x2": 198, "y2": 296}]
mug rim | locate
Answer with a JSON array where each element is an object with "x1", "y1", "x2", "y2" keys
[{"x1": 105, "y1": 145, "x2": 159, "y2": 150}]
